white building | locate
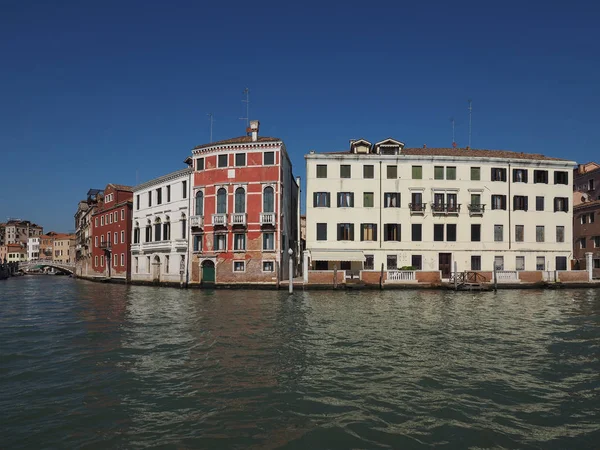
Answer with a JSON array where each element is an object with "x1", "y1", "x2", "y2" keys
[
  {"x1": 130, "y1": 167, "x2": 193, "y2": 284},
  {"x1": 27, "y1": 237, "x2": 40, "y2": 260},
  {"x1": 305, "y1": 139, "x2": 576, "y2": 279}
]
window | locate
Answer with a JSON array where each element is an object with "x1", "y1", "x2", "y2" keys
[
  {"x1": 360, "y1": 224, "x2": 377, "y2": 241},
  {"x1": 114, "y1": 211, "x2": 118, "y2": 222},
  {"x1": 491, "y1": 195, "x2": 507, "y2": 210},
  {"x1": 114, "y1": 254, "x2": 118, "y2": 267},
  {"x1": 100, "y1": 255, "x2": 104, "y2": 267},
  {"x1": 263, "y1": 261, "x2": 274, "y2": 272},
  {"x1": 447, "y1": 224, "x2": 457, "y2": 242},
  {"x1": 412, "y1": 166, "x2": 422, "y2": 179},
  {"x1": 579, "y1": 238, "x2": 586, "y2": 249},
  {"x1": 121, "y1": 230, "x2": 125, "y2": 243},
  {"x1": 594, "y1": 259, "x2": 600, "y2": 269},
  {"x1": 554, "y1": 197, "x2": 569, "y2": 212},
  {"x1": 148, "y1": 191, "x2": 152, "y2": 207},
  {"x1": 494, "y1": 256, "x2": 504, "y2": 270},
  {"x1": 554, "y1": 171, "x2": 568, "y2": 185},
  {"x1": 154, "y1": 220, "x2": 162, "y2": 241},
  {"x1": 364, "y1": 255, "x2": 374, "y2": 270},
  {"x1": 316, "y1": 223, "x2": 327, "y2": 241},
  {"x1": 591, "y1": 213, "x2": 596, "y2": 224},
  {"x1": 337, "y1": 192, "x2": 354, "y2": 207},
  {"x1": 316, "y1": 165, "x2": 327, "y2": 178},
  {"x1": 145, "y1": 224, "x2": 152, "y2": 242},
  {"x1": 194, "y1": 191, "x2": 204, "y2": 216},
  {"x1": 411, "y1": 255, "x2": 422, "y2": 270},
  {"x1": 384, "y1": 224, "x2": 401, "y2": 241},
  {"x1": 446, "y1": 166, "x2": 456, "y2": 180},
  {"x1": 95, "y1": 256, "x2": 98, "y2": 267},
  {"x1": 182, "y1": 180, "x2": 187, "y2": 199},
  {"x1": 215, "y1": 234, "x2": 226, "y2": 251},
  {"x1": 387, "y1": 255, "x2": 397, "y2": 270},
  {"x1": 589, "y1": 179, "x2": 595, "y2": 191},
  {"x1": 535, "y1": 196, "x2": 544, "y2": 212},
  {"x1": 513, "y1": 169, "x2": 528, "y2": 183},
  {"x1": 471, "y1": 256, "x2": 481, "y2": 271},
  {"x1": 536, "y1": 256, "x2": 545, "y2": 271},
  {"x1": 513, "y1": 196, "x2": 528, "y2": 211},
  {"x1": 136, "y1": 195, "x2": 140, "y2": 210},
  {"x1": 217, "y1": 188, "x2": 227, "y2": 213},
  {"x1": 581, "y1": 214, "x2": 588, "y2": 225},
  {"x1": 112, "y1": 232, "x2": 116, "y2": 244},
  {"x1": 534, "y1": 170, "x2": 548, "y2": 184},
  {"x1": 555, "y1": 226, "x2": 565, "y2": 243},
  {"x1": 383, "y1": 193, "x2": 400, "y2": 208},
  {"x1": 313, "y1": 192, "x2": 331, "y2": 207},
  {"x1": 95, "y1": 218, "x2": 98, "y2": 227},
  {"x1": 234, "y1": 233, "x2": 246, "y2": 251},
  {"x1": 196, "y1": 158, "x2": 204, "y2": 171},
  {"x1": 471, "y1": 224, "x2": 481, "y2": 242},
  {"x1": 95, "y1": 236, "x2": 98, "y2": 247},
  {"x1": 470, "y1": 193, "x2": 481, "y2": 206},
  {"x1": 166, "y1": 185, "x2": 171, "y2": 202},
  {"x1": 337, "y1": 223, "x2": 354, "y2": 241},
  {"x1": 434, "y1": 224, "x2": 444, "y2": 241},
  {"x1": 263, "y1": 232, "x2": 275, "y2": 250},
  {"x1": 555, "y1": 256, "x2": 567, "y2": 271},
  {"x1": 234, "y1": 187, "x2": 245, "y2": 213},
  {"x1": 363, "y1": 165, "x2": 374, "y2": 178},
  {"x1": 101, "y1": 216, "x2": 104, "y2": 226},
  {"x1": 491, "y1": 168, "x2": 507, "y2": 182},
  {"x1": 218, "y1": 154, "x2": 228, "y2": 168},
  {"x1": 471, "y1": 167, "x2": 481, "y2": 180},
  {"x1": 263, "y1": 186, "x2": 274, "y2": 212},
  {"x1": 594, "y1": 236, "x2": 600, "y2": 248},
  {"x1": 163, "y1": 221, "x2": 170, "y2": 240},
  {"x1": 235, "y1": 153, "x2": 246, "y2": 167},
  {"x1": 412, "y1": 224, "x2": 422, "y2": 241},
  {"x1": 340, "y1": 165, "x2": 351, "y2": 178},
  {"x1": 434, "y1": 166, "x2": 444, "y2": 180},
  {"x1": 181, "y1": 215, "x2": 187, "y2": 239},
  {"x1": 157, "y1": 188, "x2": 162, "y2": 205},
  {"x1": 193, "y1": 234, "x2": 202, "y2": 252},
  {"x1": 121, "y1": 253, "x2": 125, "y2": 267},
  {"x1": 387, "y1": 165, "x2": 397, "y2": 179},
  {"x1": 494, "y1": 225, "x2": 503, "y2": 242},
  {"x1": 536, "y1": 226, "x2": 545, "y2": 242},
  {"x1": 233, "y1": 261, "x2": 245, "y2": 272},
  {"x1": 516, "y1": 256, "x2": 525, "y2": 271},
  {"x1": 411, "y1": 192, "x2": 423, "y2": 210},
  {"x1": 264, "y1": 151, "x2": 274, "y2": 165},
  {"x1": 363, "y1": 192, "x2": 374, "y2": 207},
  {"x1": 515, "y1": 225, "x2": 524, "y2": 242}
]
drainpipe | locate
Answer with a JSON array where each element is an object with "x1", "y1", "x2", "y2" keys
[
  {"x1": 508, "y1": 162, "x2": 512, "y2": 251},
  {"x1": 379, "y1": 160, "x2": 382, "y2": 250},
  {"x1": 185, "y1": 169, "x2": 191, "y2": 286},
  {"x1": 296, "y1": 175, "x2": 301, "y2": 274}
]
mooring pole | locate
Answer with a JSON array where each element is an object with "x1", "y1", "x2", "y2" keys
[
  {"x1": 288, "y1": 249, "x2": 293, "y2": 294},
  {"x1": 454, "y1": 261, "x2": 458, "y2": 291}
]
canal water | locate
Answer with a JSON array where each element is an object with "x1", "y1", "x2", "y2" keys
[{"x1": 1, "y1": 277, "x2": 599, "y2": 449}]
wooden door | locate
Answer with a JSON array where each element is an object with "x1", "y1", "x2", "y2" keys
[{"x1": 439, "y1": 253, "x2": 452, "y2": 278}]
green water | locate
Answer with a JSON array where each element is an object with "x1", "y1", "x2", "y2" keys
[{"x1": 1, "y1": 277, "x2": 599, "y2": 449}]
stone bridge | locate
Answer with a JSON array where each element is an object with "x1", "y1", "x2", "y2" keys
[{"x1": 19, "y1": 260, "x2": 75, "y2": 274}]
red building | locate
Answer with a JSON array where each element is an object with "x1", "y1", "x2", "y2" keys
[
  {"x1": 90, "y1": 184, "x2": 133, "y2": 280},
  {"x1": 189, "y1": 120, "x2": 299, "y2": 285}
]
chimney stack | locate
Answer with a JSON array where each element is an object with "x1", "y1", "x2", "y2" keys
[
  {"x1": 248, "y1": 120, "x2": 260, "y2": 142},
  {"x1": 423, "y1": 144, "x2": 427, "y2": 149}
]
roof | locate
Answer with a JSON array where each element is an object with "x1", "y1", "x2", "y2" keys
[
  {"x1": 134, "y1": 168, "x2": 192, "y2": 192},
  {"x1": 192, "y1": 136, "x2": 281, "y2": 150},
  {"x1": 574, "y1": 199, "x2": 600, "y2": 210},
  {"x1": 108, "y1": 184, "x2": 133, "y2": 192}
]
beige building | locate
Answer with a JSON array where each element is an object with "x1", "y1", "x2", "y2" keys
[
  {"x1": 52, "y1": 233, "x2": 76, "y2": 264},
  {"x1": 305, "y1": 139, "x2": 576, "y2": 279},
  {"x1": 5, "y1": 243, "x2": 27, "y2": 262},
  {"x1": 1, "y1": 220, "x2": 43, "y2": 246}
]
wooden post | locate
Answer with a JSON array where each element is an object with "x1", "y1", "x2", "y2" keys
[
  {"x1": 379, "y1": 263, "x2": 384, "y2": 290},
  {"x1": 333, "y1": 264, "x2": 338, "y2": 289},
  {"x1": 454, "y1": 261, "x2": 458, "y2": 290},
  {"x1": 493, "y1": 265, "x2": 498, "y2": 292}
]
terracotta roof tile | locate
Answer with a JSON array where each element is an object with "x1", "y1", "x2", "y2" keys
[
  {"x1": 193, "y1": 136, "x2": 281, "y2": 150},
  {"x1": 108, "y1": 184, "x2": 133, "y2": 192}
]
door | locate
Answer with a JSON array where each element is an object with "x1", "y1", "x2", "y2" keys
[
  {"x1": 202, "y1": 260, "x2": 215, "y2": 283},
  {"x1": 153, "y1": 256, "x2": 161, "y2": 282},
  {"x1": 439, "y1": 253, "x2": 452, "y2": 279}
]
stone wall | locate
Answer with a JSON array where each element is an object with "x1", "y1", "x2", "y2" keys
[
  {"x1": 517, "y1": 271, "x2": 544, "y2": 283},
  {"x1": 415, "y1": 271, "x2": 442, "y2": 284},
  {"x1": 307, "y1": 270, "x2": 345, "y2": 285},
  {"x1": 360, "y1": 270, "x2": 386, "y2": 285},
  {"x1": 558, "y1": 270, "x2": 588, "y2": 282}
]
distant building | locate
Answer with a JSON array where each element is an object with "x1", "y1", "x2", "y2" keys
[
  {"x1": 40, "y1": 232, "x2": 57, "y2": 260},
  {"x1": 6, "y1": 243, "x2": 27, "y2": 262},
  {"x1": 1, "y1": 220, "x2": 43, "y2": 246},
  {"x1": 74, "y1": 189, "x2": 104, "y2": 277},
  {"x1": 27, "y1": 237, "x2": 40, "y2": 260},
  {"x1": 52, "y1": 233, "x2": 76, "y2": 264},
  {"x1": 131, "y1": 167, "x2": 192, "y2": 284},
  {"x1": 573, "y1": 162, "x2": 600, "y2": 277},
  {"x1": 90, "y1": 184, "x2": 133, "y2": 280}
]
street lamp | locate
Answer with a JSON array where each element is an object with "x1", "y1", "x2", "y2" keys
[{"x1": 288, "y1": 248, "x2": 293, "y2": 294}]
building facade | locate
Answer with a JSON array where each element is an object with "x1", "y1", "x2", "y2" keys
[
  {"x1": 27, "y1": 237, "x2": 40, "y2": 260},
  {"x1": 52, "y1": 233, "x2": 75, "y2": 264},
  {"x1": 1, "y1": 220, "x2": 43, "y2": 245},
  {"x1": 305, "y1": 139, "x2": 576, "y2": 278},
  {"x1": 131, "y1": 168, "x2": 192, "y2": 284},
  {"x1": 188, "y1": 121, "x2": 299, "y2": 285},
  {"x1": 90, "y1": 184, "x2": 133, "y2": 280},
  {"x1": 40, "y1": 233, "x2": 56, "y2": 260},
  {"x1": 573, "y1": 162, "x2": 600, "y2": 277},
  {"x1": 74, "y1": 189, "x2": 103, "y2": 277},
  {"x1": 5, "y1": 243, "x2": 27, "y2": 262}
]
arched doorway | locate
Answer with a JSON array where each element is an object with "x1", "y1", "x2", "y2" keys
[
  {"x1": 201, "y1": 260, "x2": 215, "y2": 284},
  {"x1": 153, "y1": 255, "x2": 161, "y2": 283}
]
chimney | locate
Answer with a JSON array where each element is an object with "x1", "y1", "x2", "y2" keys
[
  {"x1": 578, "y1": 164, "x2": 585, "y2": 174},
  {"x1": 466, "y1": 146, "x2": 470, "y2": 150},
  {"x1": 248, "y1": 120, "x2": 260, "y2": 142},
  {"x1": 423, "y1": 144, "x2": 427, "y2": 149}
]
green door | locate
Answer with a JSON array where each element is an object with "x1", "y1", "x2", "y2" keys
[{"x1": 202, "y1": 260, "x2": 215, "y2": 283}]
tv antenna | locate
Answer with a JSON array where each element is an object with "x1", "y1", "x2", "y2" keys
[
  {"x1": 450, "y1": 117, "x2": 456, "y2": 147},
  {"x1": 207, "y1": 113, "x2": 214, "y2": 143},
  {"x1": 239, "y1": 88, "x2": 250, "y2": 128},
  {"x1": 468, "y1": 99, "x2": 472, "y2": 148}
]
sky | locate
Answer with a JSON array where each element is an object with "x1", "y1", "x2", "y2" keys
[{"x1": 1, "y1": 0, "x2": 599, "y2": 232}]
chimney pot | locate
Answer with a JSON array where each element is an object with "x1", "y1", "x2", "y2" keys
[
  {"x1": 248, "y1": 120, "x2": 260, "y2": 142},
  {"x1": 423, "y1": 144, "x2": 427, "y2": 149},
  {"x1": 466, "y1": 146, "x2": 470, "y2": 150}
]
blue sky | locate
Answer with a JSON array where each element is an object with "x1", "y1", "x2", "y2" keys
[{"x1": 1, "y1": 0, "x2": 599, "y2": 232}]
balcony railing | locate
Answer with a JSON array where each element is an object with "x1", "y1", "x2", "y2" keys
[
  {"x1": 212, "y1": 213, "x2": 227, "y2": 226},
  {"x1": 432, "y1": 203, "x2": 461, "y2": 215},
  {"x1": 99, "y1": 241, "x2": 111, "y2": 250},
  {"x1": 231, "y1": 213, "x2": 247, "y2": 226},
  {"x1": 468, "y1": 204, "x2": 486, "y2": 216},
  {"x1": 387, "y1": 270, "x2": 417, "y2": 282},
  {"x1": 260, "y1": 212, "x2": 276, "y2": 225},
  {"x1": 190, "y1": 215, "x2": 204, "y2": 228},
  {"x1": 409, "y1": 203, "x2": 426, "y2": 214}
]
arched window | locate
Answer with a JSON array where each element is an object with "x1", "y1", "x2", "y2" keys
[
  {"x1": 195, "y1": 191, "x2": 204, "y2": 216},
  {"x1": 163, "y1": 216, "x2": 171, "y2": 241},
  {"x1": 145, "y1": 220, "x2": 152, "y2": 243},
  {"x1": 263, "y1": 186, "x2": 274, "y2": 213},
  {"x1": 235, "y1": 187, "x2": 245, "y2": 213},
  {"x1": 154, "y1": 217, "x2": 162, "y2": 241},
  {"x1": 134, "y1": 221, "x2": 140, "y2": 244},
  {"x1": 181, "y1": 213, "x2": 187, "y2": 239},
  {"x1": 217, "y1": 188, "x2": 227, "y2": 214}
]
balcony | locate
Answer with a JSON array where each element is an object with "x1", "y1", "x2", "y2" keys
[
  {"x1": 432, "y1": 203, "x2": 461, "y2": 215},
  {"x1": 468, "y1": 204, "x2": 486, "y2": 216},
  {"x1": 408, "y1": 203, "x2": 426, "y2": 215},
  {"x1": 99, "y1": 241, "x2": 112, "y2": 250},
  {"x1": 131, "y1": 243, "x2": 141, "y2": 253},
  {"x1": 212, "y1": 213, "x2": 227, "y2": 226},
  {"x1": 141, "y1": 240, "x2": 172, "y2": 252},
  {"x1": 173, "y1": 239, "x2": 188, "y2": 251},
  {"x1": 260, "y1": 212, "x2": 276, "y2": 226},
  {"x1": 190, "y1": 215, "x2": 204, "y2": 228},
  {"x1": 231, "y1": 213, "x2": 247, "y2": 226}
]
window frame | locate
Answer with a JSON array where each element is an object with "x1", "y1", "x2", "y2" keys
[
  {"x1": 386, "y1": 165, "x2": 397, "y2": 179},
  {"x1": 363, "y1": 165, "x2": 375, "y2": 179},
  {"x1": 340, "y1": 165, "x2": 351, "y2": 179}
]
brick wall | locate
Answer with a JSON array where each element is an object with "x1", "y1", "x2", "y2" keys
[
  {"x1": 558, "y1": 270, "x2": 588, "y2": 282},
  {"x1": 517, "y1": 271, "x2": 543, "y2": 283},
  {"x1": 415, "y1": 271, "x2": 442, "y2": 284},
  {"x1": 307, "y1": 270, "x2": 345, "y2": 285},
  {"x1": 473, "y1": 271, "x2": 493, "y2": 282},
  {"x1": 360, "y1": 270, "x2": 386, "y2": 285},
  {"x1": 216, "y1": 256, "x2": 276, "y2": 284}
]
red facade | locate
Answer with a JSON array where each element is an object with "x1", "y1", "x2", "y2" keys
[{"x1": 90, "y1": 184, "x2": 133, "y2": 280}]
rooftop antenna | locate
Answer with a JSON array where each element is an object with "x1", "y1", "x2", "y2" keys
[
  {"x1": 450, "y1": 117, "x2": 456, "y2": 147},
  {"x1": 239, "y1": 88, "x2": 250, "y2": 128},
  {"x1": 207, "y1": 113, "x2": 214, "y2": 143},
  {"x1": 468, "y1": 99, "x2": 472, "y2": 148}
]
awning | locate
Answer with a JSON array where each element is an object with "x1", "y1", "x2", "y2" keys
[{"x1": 310, "y1": 250, "x2": 365, "y2": 262}]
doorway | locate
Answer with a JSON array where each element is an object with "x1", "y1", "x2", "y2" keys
[
  {"x1": 153, "y1": 255, "x2": 161, "y2": 283},
  {"x1": 439, "y1": 253, "x2": 452, "y2": 278},
  {"x1": 202, "y1": 260, "x2": 215, "y2": 283}
]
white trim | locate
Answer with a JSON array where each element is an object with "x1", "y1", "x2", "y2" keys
[
  {"x1": 262, "y1": 260, "x2": 275, "y2": 272},
  {"x1": 233, "y1": 260, "x2": 246, "y2": 273}
]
